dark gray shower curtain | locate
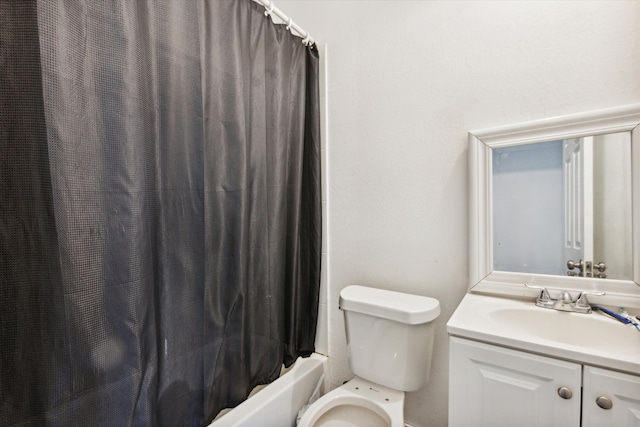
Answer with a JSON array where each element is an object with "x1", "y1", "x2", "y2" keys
[{"x1": 0, "y1": 0, "x2": 321, "y2": 426}]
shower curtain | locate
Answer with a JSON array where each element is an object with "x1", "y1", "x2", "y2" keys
[{"x1": 0, "y1": 0, "x2": 321, "y2": 426}]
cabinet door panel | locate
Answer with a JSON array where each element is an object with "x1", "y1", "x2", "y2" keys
[
  {"x1": 449, "y1": 337, "x2": 581, "y2": 427},
  {"x1": 583, "y1": 366, "x2": 640, "y2": 426}
]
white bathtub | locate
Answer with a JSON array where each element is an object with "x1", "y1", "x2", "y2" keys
[{"x1": 209, "y1": 353, "x2": 328, "y2": 427}]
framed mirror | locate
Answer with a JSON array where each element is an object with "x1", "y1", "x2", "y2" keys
[{"x1": 469, "y1": 104, "x2": 640, "y2": 302}]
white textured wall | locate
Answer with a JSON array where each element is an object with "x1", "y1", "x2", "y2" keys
[{"x1": 276, "y1": 1, "x2": 640, "y2": 426}]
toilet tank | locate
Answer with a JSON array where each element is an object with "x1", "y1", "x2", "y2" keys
[{"x1": 339, "y1": 285, "x2": 441, "y2": 392}]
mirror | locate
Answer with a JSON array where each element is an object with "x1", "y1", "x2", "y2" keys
[
  {"x1": 469, "y1": 104, "x2": 640, "y2": 298},
  {"x1": 492, "y1": 133, "x2": 632, "y2": 280}
]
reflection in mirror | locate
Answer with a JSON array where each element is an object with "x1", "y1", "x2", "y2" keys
[{"x1": 492, "y1": 132, "x2": 632, "y2": 280}]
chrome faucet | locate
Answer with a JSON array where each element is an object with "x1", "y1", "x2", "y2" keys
[{"x1": 524, "y1": 284, "x2": 605, "y2": 314}]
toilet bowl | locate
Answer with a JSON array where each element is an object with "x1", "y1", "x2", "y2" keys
[
  {"x1": 298, "y1": 377, "x2": 404, "y2": 427},
  {"x1": 298, "y1": 285, "x2": 440, "y2": 427}
]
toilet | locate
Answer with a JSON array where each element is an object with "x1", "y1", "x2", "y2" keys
[{"x1": 298, "y1": 285, "x2": 441, "y2": 427}]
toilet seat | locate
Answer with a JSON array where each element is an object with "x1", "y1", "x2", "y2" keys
[{"x1": 297, "y1": 377, "x2": 404, "y2": 427}]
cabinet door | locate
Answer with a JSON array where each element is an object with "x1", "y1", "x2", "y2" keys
[
  {"x1": 583, "y1": 366, "x2": 640, "y2": 426},
  {"x1": 449, "y1": 337, "x2": 581, "y2": 427}
]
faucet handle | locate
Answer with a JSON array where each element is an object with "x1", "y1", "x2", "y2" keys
[
  {"x1": 524, "y1": 284, "x2": 551, "y2": 300},
  {"x1": 524, "y1": 284, "x2": 555, "y2": 308},
  {"x1": 573, "y1": 290, "x2": 606, "y2": 313}
]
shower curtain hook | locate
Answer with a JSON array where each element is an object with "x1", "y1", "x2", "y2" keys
[
  {"x1": 264, "y1": 1, "x2": 274, "y2": 17},
  {"x1": 302, "y1": 33, "x2": 311, "y2": 46},
  {"x1": 286, "y1": 17, "x2": 293, "y2": 32}
]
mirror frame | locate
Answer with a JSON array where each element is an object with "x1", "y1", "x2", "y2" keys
[{"x1": 469, "y1": 104, "x2": 640, "y2": 305}]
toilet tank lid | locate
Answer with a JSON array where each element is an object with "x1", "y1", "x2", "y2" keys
[{"x1": 339, "y1": 285, "x2": 441, "y2": 325}]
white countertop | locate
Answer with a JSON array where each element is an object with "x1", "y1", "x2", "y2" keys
[{"x1": 447, "y1": 292, "x2": 640, "y2": 375}]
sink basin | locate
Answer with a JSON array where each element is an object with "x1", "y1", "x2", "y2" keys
[
  {"x1": 447, "y1": 293, "x2": 640, "y2": 375},
  {"x1": 489, "y1": 306, "x2": 639, "y2": 349}
]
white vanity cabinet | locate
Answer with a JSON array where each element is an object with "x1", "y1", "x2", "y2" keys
[
  {"x1": 582, "y1": 366, "x2": 640, "y2": 426},
  {"x1": 449, "y1": 337, "x2": 582, "y2": 427},
  {"x1": 449, "y1": 337, "x2": 640, "y2": 427}
]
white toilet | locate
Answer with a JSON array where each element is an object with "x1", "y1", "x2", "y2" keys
[{"x1": 298, "y1": 285, "x2": 441, "y2": 427}]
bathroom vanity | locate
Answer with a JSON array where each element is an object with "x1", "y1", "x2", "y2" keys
[
  {"x1": 447, "y1": 293, "x2": 640, "y2": 426},
  {"x1": 452, "y1": 105, "x2": 640, "y2": 426}
]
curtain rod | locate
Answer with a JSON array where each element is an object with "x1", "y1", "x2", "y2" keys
[{"x1": 254, "y1": 0, "x2": 315, "y2": 48}]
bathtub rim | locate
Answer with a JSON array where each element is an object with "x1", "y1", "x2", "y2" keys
[{"x1": 208, "y1": 353, "x2": 329, "y2": 427}]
